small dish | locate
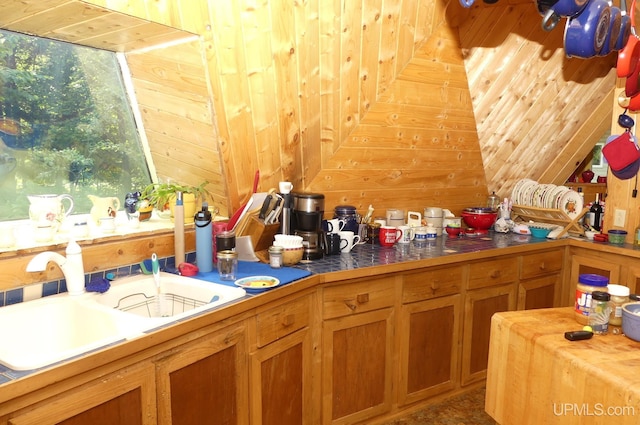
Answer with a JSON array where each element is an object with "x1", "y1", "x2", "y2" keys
[{"x1": 234, "y1": 275, "x2": 280, "y2": 292}]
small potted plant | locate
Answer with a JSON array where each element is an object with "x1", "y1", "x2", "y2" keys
[{"x1": 141, "y1": 180, "x2": 211, "y2": 223}]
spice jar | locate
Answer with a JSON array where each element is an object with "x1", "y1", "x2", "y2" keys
[
  {"x1": 575, "y1": 274, "x2": 609, "y2": 325},
  {"x1": 589, "y1": 291, "x2": 611, "y2": 334},
  {"x1": 216, "y1": 250, "x2": 238, "y2": 281},
  {"x1": 607, "y1": 284, "x2": 630, "y2": 327},
  {"x1": 268, "y1": 245, "x2": 284, "y2": 269}
]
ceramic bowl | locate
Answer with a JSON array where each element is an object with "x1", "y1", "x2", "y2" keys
[
  {"x1": 461, "y1": 208, "x2": 497, "y2": 231},
  {"x1": 445, "y1": 226, "x2": 462, "y2": 237},
  {"x1": 282, "y1": 247, "x2": 304, "y2": 266},
  {"x1": 622, "y1": 302, "x2": 640, "y2": 342},
  {"x1": 584, "y1": 230, "x2": 596, "y2": 240},
  {"x1": 530, "y1": 227, "x2": 551, "y2": 238}
]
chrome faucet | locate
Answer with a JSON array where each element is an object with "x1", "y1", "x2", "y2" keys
[{"x1": 26, "y1": 240, "x2": 86, "y2": 296}]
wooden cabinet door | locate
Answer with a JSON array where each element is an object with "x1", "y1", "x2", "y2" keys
[
  {"x1": 461, "y1": 284, "x2": 516, "y2": 386},
  {"x1": 322, "y1": 308, "x2": 394, "y2": 425},
  {"x1": 250, "y1": 327, "x2": 317, "y2": 425},
  {"x1": 155, "y1": 322, "x2": 249, "y2": 425},
  {"x1": 9, "y1": 362, "x2": 156, "y2": 425},
  {"x1": 517, "y1": 274, "x2": 560, "y2": 310},
  {"x1": 398, "y1": 294, "x2": 461, "y2": 406}
]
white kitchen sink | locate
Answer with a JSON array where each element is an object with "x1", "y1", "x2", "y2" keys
[
  {"x1": 0, "y1": 273, "x2": 246, "y2": 371},
  {"x1": 95, "y1": 272, "x2": 247, "y2": 321}
]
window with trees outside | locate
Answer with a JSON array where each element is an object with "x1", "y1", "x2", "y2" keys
[{"x1": 0, "y1": 29, "x2": 152, "y2": 223}]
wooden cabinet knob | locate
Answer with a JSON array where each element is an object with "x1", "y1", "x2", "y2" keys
[
  {"x1": 356, "y1": 293, "x2": 369, "y2": 304},
  {"x1": 539, "y1": 262, "x2": 546, "y2": 270},
  {"x1": 490, "y1": 270, "x2": 501, "y2": 279},
  {"x1": 281, "y1": 314, "x2": 295, "y2": 327}
]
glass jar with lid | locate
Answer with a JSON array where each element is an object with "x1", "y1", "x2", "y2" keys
[
  {"x1": 216, "y1": 250, "x2": 238, "y2": 281},
  {"x1": 607, "y1": 284, "x2": 630, "y2": 327},
  {"x1": 588, "y1": 291, "x2": 611, "y2": 334}
]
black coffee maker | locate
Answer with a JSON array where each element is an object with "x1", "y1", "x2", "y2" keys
[{"x1": 292, "y1": 192, "x2": 325, "y2": 260}]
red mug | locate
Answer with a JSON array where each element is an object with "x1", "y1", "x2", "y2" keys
[{"x1": 379, "y1": 226, "x2": 402, "y2": 247}]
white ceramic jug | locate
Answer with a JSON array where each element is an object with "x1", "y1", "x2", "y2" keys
[
  {"x1": 88, "y1": 195, "x2": 120, "y2": 225},
  {"x1": 28, "y1": 194, "x2": 74, "y2": 229}
]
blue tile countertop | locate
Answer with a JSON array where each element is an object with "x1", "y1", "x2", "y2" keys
[{"x1": 293, "y1": 232, "x2": 555, "y2": 274}]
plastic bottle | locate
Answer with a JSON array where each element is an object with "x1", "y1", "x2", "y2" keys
[
  {"x1": 194, "y1": 203, "x2": 213, "y2": 273},
  {"x1": 575, "y1": 273, "x2": 609, "y2": 325},
  {"x1": 173, "y1": 191, "x2": 185, "y2": 267}
]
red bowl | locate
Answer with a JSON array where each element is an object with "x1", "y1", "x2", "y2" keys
[
  {"x1": 445, "y1": 226, "x2": 462, "y2": 237},
  {"x1": 461, "y1": 210, "x2": 497, "y2": 230}
]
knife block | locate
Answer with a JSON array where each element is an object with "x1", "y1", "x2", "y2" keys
[{"x1": 242, "y1": 215, "x2": 280, "y2": 252}]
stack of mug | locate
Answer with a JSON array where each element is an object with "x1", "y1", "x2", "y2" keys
[
  {"x1": 423, "y1": 207, "x2": 444, "y2": 236},
  {"x1": 323, "y1": 218, "x2": 360, "y2": 254}
]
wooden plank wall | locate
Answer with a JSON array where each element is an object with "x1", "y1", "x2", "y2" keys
[{"x1": 0, "y1": 0, "x2": 626, "y2": 222}]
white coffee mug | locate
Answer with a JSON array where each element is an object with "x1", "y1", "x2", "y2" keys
[
  {"x1": 338, "y1": 231, "x2": 361, "y2": 253},
  {"x1": 279, "y1": 181, "x2": 293, "y2": 194},
  {"x1": 326, "y1": 218, "x2": 346, "y2": 233},
  {"x1": 398, "y1": 225, "x2": 414, "y2": 244}
]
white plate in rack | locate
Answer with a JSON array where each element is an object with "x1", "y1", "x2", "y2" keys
[{"x1": 559, "y1": 190, "x2": 583, "y2": 219}]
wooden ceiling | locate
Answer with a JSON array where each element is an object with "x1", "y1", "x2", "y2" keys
[{"x1": 0, "y1": 0, "x2": 193, "y2": 51}]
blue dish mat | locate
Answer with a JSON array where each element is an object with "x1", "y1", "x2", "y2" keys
[{"x1": 194, "y1": 261, "x2": 312, "y2": 289}]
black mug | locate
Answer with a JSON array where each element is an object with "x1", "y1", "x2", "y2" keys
[
  {"x1": 324, "y1": 232, "x2": 341, "y2": 255},
  {"x1": 216, "y1": 231, "x2": 236, "y2": 251}
]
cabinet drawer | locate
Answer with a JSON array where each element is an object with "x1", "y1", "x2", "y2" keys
[
  {"x1": 468, "y1": 257, "x2": 517, "y2": 289},
  {"x1": 323, "y1": 276, "x2": 396, "y2": 319},
  {"x1": 403, "y1": 266, "x2": 463, "y2": 303},
  {"x1": 256, "y1": 295, "x2": 311, "y2": 347},
  {"x1": 520, "y1": 250, "x2": 563, "y2": 280}
]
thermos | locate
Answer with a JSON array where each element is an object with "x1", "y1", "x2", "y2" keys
[{"x1": 194, "y1": 203, "x2": 213, "y2": 273}]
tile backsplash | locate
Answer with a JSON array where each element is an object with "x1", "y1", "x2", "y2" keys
[{"x1": 0, "y1": 252, "x2": 196, "y2": 308}]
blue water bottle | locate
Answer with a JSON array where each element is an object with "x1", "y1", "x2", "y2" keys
[{"x1": 194, "y1": 203, "x2": 213, "y2": 273}]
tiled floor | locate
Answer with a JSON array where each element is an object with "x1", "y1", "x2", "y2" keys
[{"x1": 382, "y1": 387, "x2": 497, "y2": 425}]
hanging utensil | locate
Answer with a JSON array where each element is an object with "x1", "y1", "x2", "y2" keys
[{"x1": 618, "y1": 0, "x2": 639, "y2": 77}]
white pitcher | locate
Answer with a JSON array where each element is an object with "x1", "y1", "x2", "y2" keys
[
  {"x1": 27, "y1": 194, "x2": 74, "y2": 230},
  {"x1": 88, "y1": 195, "x2": 121, "y2": 225}
]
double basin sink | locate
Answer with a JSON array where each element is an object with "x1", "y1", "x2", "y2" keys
[{"x1": 0, "y1": 273, "x2": 246, "y2": 371}]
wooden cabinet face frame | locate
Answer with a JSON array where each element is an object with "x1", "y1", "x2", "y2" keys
[
  {"x1": 249, "y1": 327, "x2": 315, "y2": 425},
  {"x1": 462, "y1": 284, "x2": 516, "y2": 386},
  {"x1": 154, "y1": 322, "x2": 249, "y2": 425},
  {"x1": 397, "y1": 294, "x2": 462, "y2": 406},
  {"x1": 321, "y1": 308, "x2": 394, "y2": 425},
  {"x1": 8, "y1": 363, "x2": 157, "y2": 425}
]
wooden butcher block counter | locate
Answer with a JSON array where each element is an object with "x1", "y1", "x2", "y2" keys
[{"x1": 485, "y1": 307, "x2": 640, "y2": 425}]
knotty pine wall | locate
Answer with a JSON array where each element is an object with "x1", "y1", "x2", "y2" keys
[{"x1": 0, "y1": 0, "x2": 635, "y2": 230}]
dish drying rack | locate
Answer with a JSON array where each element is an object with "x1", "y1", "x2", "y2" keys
[
  {"x1": 114, "y1": 292, "x2": 206, "y2": 318},
  {"x1": 510, "y1": 205, "x2": 588, "y2": 237}
]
